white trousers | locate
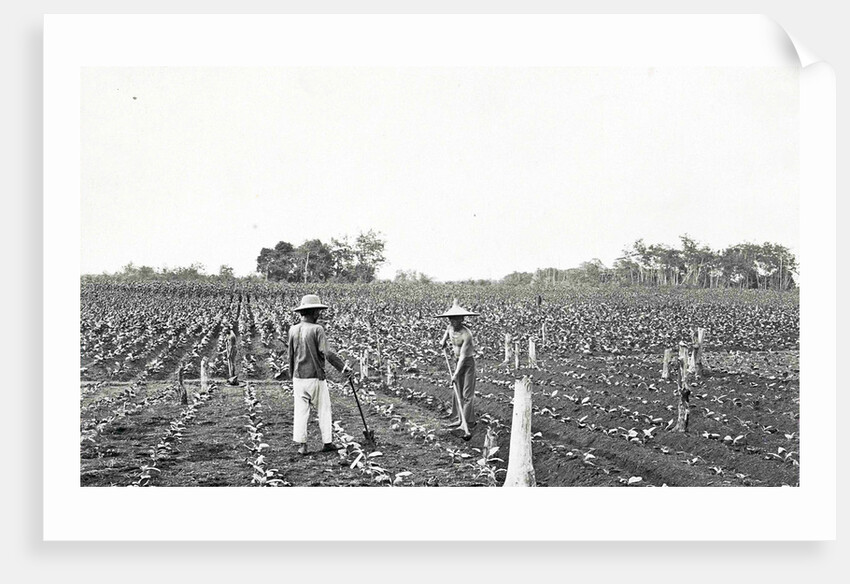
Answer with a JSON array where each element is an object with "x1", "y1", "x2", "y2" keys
[{"x1": 292, "y1": 378, "x2": 332, "y2": 444}]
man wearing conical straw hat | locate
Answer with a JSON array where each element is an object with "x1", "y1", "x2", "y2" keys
[
  {"x1": 288, "y1": 294, "x2": 352, "y2": 455},
  {"x1": 437, "y1": 299, "x2": 479, "y2": 432}
]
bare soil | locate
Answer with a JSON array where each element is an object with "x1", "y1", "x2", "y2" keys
[{"x1": 81, "y1": 347, "x2": 798, "y2": 487}]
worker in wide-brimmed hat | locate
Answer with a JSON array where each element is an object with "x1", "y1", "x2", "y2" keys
[
  {"x1": 436, "y1": 299, "x2": 479, "y2": 431},
  {"x1": 288, "y1": 294, "x2": 351, "y2": 455}
]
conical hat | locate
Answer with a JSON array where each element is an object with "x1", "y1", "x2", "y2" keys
[
  {"x1": 293, "y1": 294, "x2": 329, "y2": 312},
  {"x1": 436, "y1": 299, "x2": 479, "y2": 318}
]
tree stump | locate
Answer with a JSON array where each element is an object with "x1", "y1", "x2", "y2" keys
[
  {"x1": 686, "y1": 328, "x2": 701, "y2": 378},
  {"x1": 360, "y1": 349, "x2": 370, "y2": 380},
  {"x1": 678, "y1": 343, "x2": 688, "y2": 370},
  {"x1": 200, "y1": 357, "x2": 209, "y2": 394},
  {"x1": 502, "y1": 333, "x2": 513, "y2": 365},
  {"x1": 514, "y1": 341, "x2": 520, "y2": 371},
  {"x1": 661, "y1": 348, "x2": 672, "y2": 380},
  {"x1": 541, "y1": 323, "x2": 547, "y2": 348},
  {"x1": 673, "y1": 344, "x2": 690, "y2": 432},
  {"x1": 177, "y1": 367, "x2": 188, "y2": 405},
  {"x1": 503, "y1": 377, "x2": 536, "y2": 487},
  {"x1": 683, "y1": 328, "x2": 707, "y2": 380},
  {"x1": 528, "y1": 338, "x2": 539, "y2": 369},
  {"x1": 386, "y1": 362, "x2": 395, "y2": 386}
]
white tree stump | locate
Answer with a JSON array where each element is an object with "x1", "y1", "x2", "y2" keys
[
  {"x1": 200, "y1": 357, "x2": 209, "y2": 394},
  {"x1": 503, "y1": 377, "x2": 536, "y2": 487},
  {"x1": 360, "y1": 349, "x2": 370, "y2": 380},
  {"x1": 687, "y1": 328, "x2": 698, "y2": 375},
  {"x1": 528, "y1": 338, "x2": 539, "y2": 369},
  {"x1": 661, "y1": 348, "x2": 671, "y2": 380},
  {"x1": 386, "y1": 362, "x2": 395, "y2": 386},
  {"x1": 673, "y1": 344, "x2": 690, "y2": 432},
  {"x1": 514, "y1": 341, "x2": 520, "y2": 370},
  {"x1": 696, "y1": 328, "x2": 706, "y2": 378},
  {"x1": 502, "y1": 333, "x2": 513, "y2": 364},
  {"x1": 541, "y1": 323, "x2": 547, "y2": 348}
]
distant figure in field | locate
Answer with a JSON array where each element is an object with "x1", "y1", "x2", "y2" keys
[
  {"x1": 288, "y1": 294, "x2": 352, "y2": 455},
  {"x1": 225, "y1": 325, "x2": 238, "y2": 385},
  {"x1": 437, "y1": 300, "x2": 479, "y2": 431}
]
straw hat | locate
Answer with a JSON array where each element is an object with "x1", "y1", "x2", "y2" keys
[
  {"x1": 293, "y1": 294, "x2": 329, "y2": 313},
  {"x1": 436, "y1": 298, "x2": 479, "y2": 318}
]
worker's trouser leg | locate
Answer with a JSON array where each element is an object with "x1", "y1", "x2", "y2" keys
[
  {"x1": 459, "y1": 359, "x2": 476, "y2": 426},
  {"x1": 292, "y1": 377, "x2": 333, "y2": 444},
  {"x1": 449, "y1": 358, "x2": 476, "y2": 427}
]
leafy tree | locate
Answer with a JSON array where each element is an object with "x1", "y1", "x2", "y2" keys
[
  {"x1": 679, "y1": 235, "x2": 714, "y2": 287},
  {"x1": 295, "y1": 239, "x2": 335, "y2": 282},
  {"x1": 613, "y1": 252, "x2": 640, "y2": 285},
  {"x1": 256, "y1": 241, "x2": 301, "y2": 282},
  {"x1": 646, "y1": 244, "x2": 683, "y2": 286},
  {"x1": 329, "y1": 236, "x2": 356, "y2": 281},
  {"x1": 256, "y1": 231, "x2": 387, "y2": 283},
  {"x1": 578, "y1": 259, "x2": 610, "y2": 285},
  {"x1": 352, "y1": 230, "x2": 387, "y2": 282}
]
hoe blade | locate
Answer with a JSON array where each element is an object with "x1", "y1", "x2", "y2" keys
[{"x1": 363, "y1": 430, "x2": 376, "y2": 448}]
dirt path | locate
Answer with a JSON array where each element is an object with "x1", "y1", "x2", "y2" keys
[
  {"x1": 154, "y1": 385, "x2": 252, "y2": 487},
  {"x1": 255, "y1": 379, "x2": 482, "y2": 487}
]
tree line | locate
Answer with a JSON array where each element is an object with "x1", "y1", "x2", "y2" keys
[
  {"x1": 502, "y1": 236, "x2": 798, "y2": 289},
  {"x1": 81, "y1": 262, "x2": 240, "y2": 283},
  {"x1": 81, "y1": 233, "x2": 797, "y2": 290},
  {"x1": 80, "y1": 231, "x2": 388, "y2": 284}
]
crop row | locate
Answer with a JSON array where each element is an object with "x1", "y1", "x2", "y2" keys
[
  {"x1": 130, "y1": 383, "x2": 216, "y2": 487},
  {"x1": 242, "y1": 383, "x2": 289, "y2": 486}
]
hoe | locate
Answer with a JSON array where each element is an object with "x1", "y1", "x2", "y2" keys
[{"x1": 347, "y1": 376, "x2": 376, "y2": 449}]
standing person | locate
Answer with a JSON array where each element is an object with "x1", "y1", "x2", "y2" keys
[
  {"x1": 436, "y1": 300, "x2": 479, "y2": 432},
  {"x1": 225, "y1": 324, "x2": 239, "y2": 385},
  {"x1": 288, "y1": 294, "x2": 351, "y2": 455}
]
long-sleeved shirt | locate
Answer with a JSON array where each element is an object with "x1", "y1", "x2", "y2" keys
[{"x1": 287, "y1": 322, "x2": 345, "y2": 380}]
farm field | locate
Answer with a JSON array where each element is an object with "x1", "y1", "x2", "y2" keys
[{"x1": 80, "y1": 282, "x2": 800, "y2": 487}]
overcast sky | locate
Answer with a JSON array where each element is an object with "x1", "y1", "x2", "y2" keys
[{"x1": 81, "y1": 67, "x2": 798, "y2": 281}]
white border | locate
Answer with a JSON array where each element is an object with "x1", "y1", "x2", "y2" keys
[{"x1": 44, "y1": 14, "x2": 835, "y2": 540}]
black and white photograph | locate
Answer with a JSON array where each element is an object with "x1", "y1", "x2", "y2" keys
[
  {"x1": 39, "y1": 13, "x2": 836, "y2": 542},
  {"x1": 77, "y1": 62, "x2": 801, "y2": 489}
]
